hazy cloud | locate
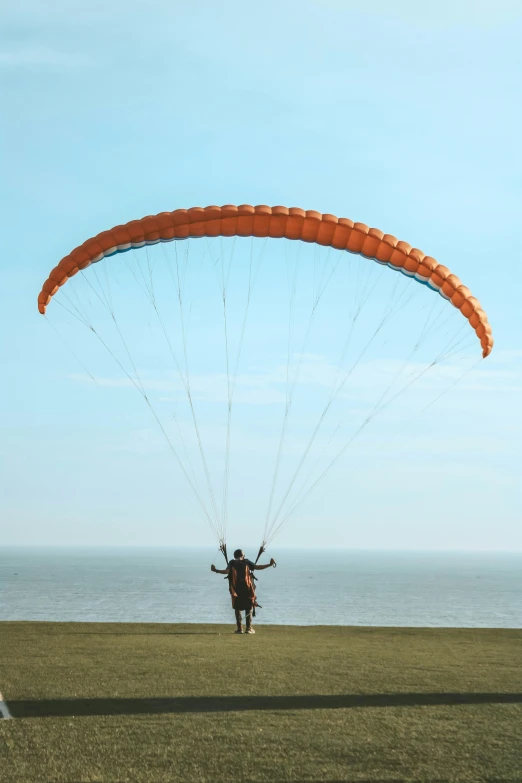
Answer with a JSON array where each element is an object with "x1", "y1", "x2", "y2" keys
[{"x1": 0, "y1": 45, "x2": 95, "y2": 68}]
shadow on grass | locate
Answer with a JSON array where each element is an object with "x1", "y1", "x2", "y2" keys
[
  {"x1": 7, "y1": 692, "x2": 522, "y2": 719},
  {"x1": 66, "y1": 632, "x2": 224, "y2": 636}
]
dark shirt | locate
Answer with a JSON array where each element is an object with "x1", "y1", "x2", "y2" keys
[{"x1": 228, "y1": 558, "x2": 256, "y2": 584}]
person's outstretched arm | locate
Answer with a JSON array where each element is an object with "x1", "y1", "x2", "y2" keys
[
  {"x1": 254, "y1": 558, "x2": 276, "y2": 571},
  {"x1": 211, "y1": 565, "x2": 230, "y2": 575}
]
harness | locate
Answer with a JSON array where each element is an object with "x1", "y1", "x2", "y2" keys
[{"x1": 228, "y1": 559, "x2": 259, "y2": 611}]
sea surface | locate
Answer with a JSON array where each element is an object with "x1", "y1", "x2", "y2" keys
[{"x1": 0, "y1": 548, "x2": 521, "y2": 628}]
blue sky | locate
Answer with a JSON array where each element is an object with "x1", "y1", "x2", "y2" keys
[{"x1": 1, "y1": 0, "x2": 521, "y2": 551}]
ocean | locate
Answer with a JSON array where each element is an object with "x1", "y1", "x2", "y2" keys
[{"x1": 0, "y1": 547, "x2": 520, "y2": 628}]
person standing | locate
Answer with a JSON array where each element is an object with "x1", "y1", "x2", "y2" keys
[{"x1": 211, "y1": 548, "x2": 275, "y2": 633}]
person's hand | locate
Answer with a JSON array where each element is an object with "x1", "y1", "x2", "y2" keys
[
  {"x1": 211, "y1": 564, "x2": 216, "y2": 572},
  {"x1": 270, "y1": 558, "x2": 276, "y2": 567}
]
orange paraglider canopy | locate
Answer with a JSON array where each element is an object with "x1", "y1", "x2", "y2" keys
[{"x1": 38, "y1": 204, "x2": 493, "y2": 357}]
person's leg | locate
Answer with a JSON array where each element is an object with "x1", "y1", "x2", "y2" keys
[
  {"x1": 245, "y1": 604, "x2": 253, "y2": 632},
  {"x1": 234, "y1": 607, "x2": 243, "y2": 633}
]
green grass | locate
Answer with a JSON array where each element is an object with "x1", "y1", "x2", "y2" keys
[{"x1": 1, "y1": 622, "x2": 521, "y2": 782}]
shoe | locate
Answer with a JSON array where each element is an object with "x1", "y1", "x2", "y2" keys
[
  {"x1": 234, "y1": 628, "x2": 243, "y2": 634},
  {"x1": 246, "y1": 627, "x2": 255, "y2": 634}
]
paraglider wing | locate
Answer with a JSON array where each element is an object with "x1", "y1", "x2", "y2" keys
[{"x1": 38, "y1": 205, "x2": 493, "y2": 357}]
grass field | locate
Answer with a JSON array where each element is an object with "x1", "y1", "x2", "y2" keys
[{"x1": 0, "y1": 622, "x2": 521, "y2": 782}]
